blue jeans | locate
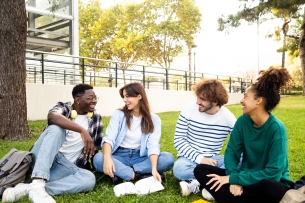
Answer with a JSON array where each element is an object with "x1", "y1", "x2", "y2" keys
[
  {"x1": 30, "y1": 125, "x2": 96, "y2": 195},
  {"x1": 173, "y1": 155, "x2": 225, "y2": 181},
  {"x1": 93, "y1": 148, "x2": 174, "y2": 180}
]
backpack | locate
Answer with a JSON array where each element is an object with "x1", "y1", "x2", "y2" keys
[
  {"x1": 0, "y1": 148, "x2": 33, "y2": 197},
  {"x1": 279, "y1": 185, "x2": 305, "y2": 203}
]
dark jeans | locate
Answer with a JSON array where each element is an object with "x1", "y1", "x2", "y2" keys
[{"x1": 194, "y1": 164, "x2": 288, "y2": 203}]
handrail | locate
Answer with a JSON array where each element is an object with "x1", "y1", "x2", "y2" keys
[{"x1": 25, "y1": 50, "x2": 252, "y2": 92}]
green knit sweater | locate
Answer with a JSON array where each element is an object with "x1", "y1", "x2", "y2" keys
[{"x1": 224, "y1": 113, "x2": 294, "y2": 188}]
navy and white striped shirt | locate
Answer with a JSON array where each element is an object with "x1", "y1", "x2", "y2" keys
[{"x1": 174, "y1": 102, "x2": 236, "y2": 164}]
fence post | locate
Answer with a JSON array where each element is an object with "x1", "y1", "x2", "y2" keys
[
  {"x1": 143, "y1": 66, "x2": 145, "y2": 88},
  {"x1": 165, "y1": 69, "x2": 169, "y2": 90},
  {"x1": 34, "y1": 67, "x2": 36, "y2": 83},
  {"x1": 81, "y1": 58, "x2": 85, "y2": 84},
  {"x1": 41, "y1": 53, "x2": 44, "y2": 84},
  {"x1": 64, "y1": 70, "x2": 66, "y2": 85},
  {"x1": 176, "y1": 80, "x2": 178, "y2": 91},
  {"x1": 115, "y1": 63, "x2": 118, "y2": 88},
  {"x1": 185, "y1": 71, "x2": 187, "y2": 91},
  {"x1": 229, "y1": 77, "x2": 231, "y2": 93},
  {"x1": 90, "y1": 72, "x2": 92, "y2": 85}
]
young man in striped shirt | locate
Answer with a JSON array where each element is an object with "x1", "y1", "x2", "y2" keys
[{"x1": 173, "y1": 79, "x2": 236, "y2": 198}]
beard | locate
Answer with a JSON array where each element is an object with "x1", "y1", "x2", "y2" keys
[{"x1": 198, "y1": 103, "x2": 213, "y2": 113}]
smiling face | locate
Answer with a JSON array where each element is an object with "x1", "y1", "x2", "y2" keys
[
  {"x1": 196, "y1": 91, "x2": 219, "y2": 115},
  {"x1": 240, "y1": 86, "x2": 259, "y2": 115},
  {"x1": 77, "y1": 89, "x2": 97, "y2": 114},
  {"x1": 122, "y1": 89, "x2": 142, "y2": 111}
]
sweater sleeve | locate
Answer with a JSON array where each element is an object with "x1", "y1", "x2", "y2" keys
[{"x1": 224, "y1": 117, "x2": 243, "y2": 176}]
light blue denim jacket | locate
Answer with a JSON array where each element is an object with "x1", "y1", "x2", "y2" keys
[{"x1": 103, "y1": 110, "x2": 161, "y2": 157}]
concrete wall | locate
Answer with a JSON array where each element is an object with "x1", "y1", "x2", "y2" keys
[{"x1": 26, "y1": 83, "x2": 243, "y2": 120}]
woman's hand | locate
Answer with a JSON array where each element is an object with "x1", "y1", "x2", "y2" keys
[
  {"x1": 206, "y1": 174, "x2": 229, "y2": 191},
  {"x1": 103, "y1": 156, "x2": 115, "y2": 178},
  {"x1": 152, "y1": 169, "x2": 162, "y2": 183},
  {"x1": 230, "y1": 184, "x2": 243, "y2": 196}
]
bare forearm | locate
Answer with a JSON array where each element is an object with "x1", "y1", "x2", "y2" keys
[
  {"x1": 149, "y1": 154, "x2": 158, "y2": 171},
  {"x1": 103, "y1": 142, "x2": 112, "y2": 157},
  {"x1": 48, "y1": 112, "x2": 85, "y2": 133}
]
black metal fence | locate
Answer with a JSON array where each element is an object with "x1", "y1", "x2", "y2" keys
[{"x1": 26, "y1": 50, "x2": 253, "y2": 93}]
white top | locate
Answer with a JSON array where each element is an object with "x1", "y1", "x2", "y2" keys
[
  {"x1": 120, "y1": 116, "x2": 142, "y2": 149},
  {"x1": 174, "y1": 102, "x2": 236, "y2": 164},
  {"x1": 59, "y1": 115, "x2": 88, "y2": 163}
]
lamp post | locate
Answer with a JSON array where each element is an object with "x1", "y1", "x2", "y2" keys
[{"x1": 192, "y1": 45, "x2": 198, "y2": 83}]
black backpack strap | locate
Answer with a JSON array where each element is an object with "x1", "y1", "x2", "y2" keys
[{"x1": 0, "y1": 186, "x2": 7, "y2": 198}]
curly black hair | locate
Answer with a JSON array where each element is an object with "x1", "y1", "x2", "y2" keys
[
  {"x1": 252, "y1": 66, "x2": 291, "y2": 112},
  {"x1": 72, "y1": 84, "x2": 93, "y2": 98}
]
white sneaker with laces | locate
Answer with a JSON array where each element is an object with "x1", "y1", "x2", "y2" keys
[
  {"x1": 179, "y1": 179, "x2": 200, "y2": 196},
  {"x1": 2, "y1": 183, "x2": 31, "y2": 202},
  {"x1": 29, "y1": 180, "x2": 56, "y2": 203},
  {"x1": 202, "y1": 188, "x2": 215, "y2": 201}
]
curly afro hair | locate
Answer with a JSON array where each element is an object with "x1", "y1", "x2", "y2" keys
[{"x1": 251, "y1": 66, "x2": 291, "y2": 112}]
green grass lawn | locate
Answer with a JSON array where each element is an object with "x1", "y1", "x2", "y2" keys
[{"x1": 1, "y1": 96, "x2": 305, "y2": 203}]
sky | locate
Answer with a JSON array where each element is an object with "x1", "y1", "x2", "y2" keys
[
  {"x1": 99, "y1": 0, "x2": 284, "y2": 76},
  {"x1": 189, "y1": 0, "x2": 283, "y2": 76}
]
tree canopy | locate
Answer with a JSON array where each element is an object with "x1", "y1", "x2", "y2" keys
[
  {"x1": 218, "y1": 0, "x2": 305, "y2": 95},
  {"x1": 79, "y1": 0, "x2": 201, "y2": 70}
]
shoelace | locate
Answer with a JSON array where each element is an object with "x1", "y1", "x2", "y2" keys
[{"x1": 188, "y1": 180, "x2": 200, "y2": 193}]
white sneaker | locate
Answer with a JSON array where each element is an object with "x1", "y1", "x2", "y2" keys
[
  {"x1": 2, "y1": 183, "x2": 31, "y2": 202},
  {"x1": 179, "y1": 179, "x2": 200, "y2": 196},
  {"x1": 202, "y1": 188, "x2": 215, "y2": 201},
  {"x1": 29, "y1": 180, "x2": 56, "y2": 203}
]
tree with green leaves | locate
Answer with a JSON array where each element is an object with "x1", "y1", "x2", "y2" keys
[
  {"x1": 79, "y1": 0, "x2": 201, "y2": 88},
  {"x1": 79, "y1": 1, "x2": 148, "y2": 85},
  {"x1": 218, "y1": 0, "x2": 305, "y2": 95},
  {"x1": 139, "y1": 0, "x2": 201, "y2": 89}
]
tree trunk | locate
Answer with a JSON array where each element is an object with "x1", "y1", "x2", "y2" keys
[{"x1": 0, "y1": 0, "x2": 31, "y2": 139}]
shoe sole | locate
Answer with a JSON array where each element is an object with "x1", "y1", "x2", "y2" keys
[{"x1": 179, "y1": 181, "x2": 190, "y2": 196}]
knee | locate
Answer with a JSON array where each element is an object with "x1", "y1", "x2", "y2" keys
[
  {"x1": 160, "y1": 152, "x2": 174, "y2": 170},
  {"x1": 194, "y1": 164, "x2": 207, "y2": 178},
  {"x1": 173, "y1": 161, "x2": 183, "y2": 180},
  {"x1": 79, "y1": 171, "x2": 96, "y2": 192},
  {"x1": 93, "y1": 152, "x2": 104, "y2": 172},
  {"x1": 47, "y1": 125, "x2": 65, "y2": 136}
]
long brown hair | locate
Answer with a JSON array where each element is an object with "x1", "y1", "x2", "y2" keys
[
  {"x1": 252, "y1": 66, "x2": 291, "y2": 112},
  {"x1": 119, "y1": 82, "x2": 154, "y2": 134}
]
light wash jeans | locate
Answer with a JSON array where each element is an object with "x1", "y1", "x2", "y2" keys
[
  {"x1": 93, "y1": 148, "x2": 174, "y2": 180},
  {"x1": 30, "y1": 125, "x2": 96, "y2": 196},
  {"x1": 173, "y1": 155, "x2": 225, "y2": 181}
]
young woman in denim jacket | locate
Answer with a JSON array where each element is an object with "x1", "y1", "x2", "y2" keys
[{"x1": 93, "y1": 82, "x2": 174, "y2": 184}]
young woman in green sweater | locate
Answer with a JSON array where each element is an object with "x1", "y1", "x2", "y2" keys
[{"x1": 194, "y1": 67, "x2": 295, "y2": 203}]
